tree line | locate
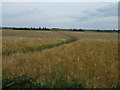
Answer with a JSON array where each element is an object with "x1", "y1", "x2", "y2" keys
[{"x1": 2, "y1": 27, "x2": 119, "y2": 32}]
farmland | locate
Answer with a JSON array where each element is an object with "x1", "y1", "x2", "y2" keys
[{"x1": 2, "y1": 29, "x2": 119, "y2": 88}]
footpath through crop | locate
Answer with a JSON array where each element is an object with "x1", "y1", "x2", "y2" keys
[{"x1": 3, "y1": 31, "x2": 78, "y2": 56}]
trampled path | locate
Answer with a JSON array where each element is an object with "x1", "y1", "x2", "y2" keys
[
  {"x1": 3, "y1": 39, "x2": 76, "y2": 56},
  {"x1": 3, "y1": 32, "x2": 78, "y2": 56}
]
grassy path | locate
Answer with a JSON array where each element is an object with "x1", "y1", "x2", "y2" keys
[
  {"x1": 3, "y1": 31, "x2": 78, "y2": 56},
  {"x1": 3, "y1": 39, "x2": 76, "y2": 56}
]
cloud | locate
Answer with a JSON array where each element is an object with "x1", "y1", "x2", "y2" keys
[
  {"x1": 2, "y1": 2, "x2": 117, "y2": 29},
  {"x1": 96, "y1": 4, "x2": 118, "y2": 17},
  {"x1": 72, "y1": 3, "x2": 117, "y2": 20},
  {"x1": 68, "y1": 3, "x2": 118, "y2": 29}
]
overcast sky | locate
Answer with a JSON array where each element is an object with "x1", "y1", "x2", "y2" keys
[{"x1": 2, "y1": 2, "x2": 118, "y2": 30}]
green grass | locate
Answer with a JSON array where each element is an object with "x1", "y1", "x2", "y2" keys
[
  {"x1": 111, "y1": 83, "x2": 120, "y2": 89},
  {"x1": 2, "y1": 75, "x2": 46, "y2": 89},
  {"x1": 2, "y1": 74, "x2": 84, "y2": 89},
  {"x1": 3, "y1": 74, "x2": 119, "y2": 89}
]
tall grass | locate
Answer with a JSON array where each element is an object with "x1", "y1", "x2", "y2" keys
[
  {"x1": 2, "y1": 36, "x2": 66, "y2": 56},
  {"x1": 3, "y1": 39, "x2": 118, "y2": 88},
  {"x1": 2, "y1": 30, "x2": 118, "y2": 88},
  {"x1": 0, "y1": 29, "x2": 2, "y2": 89}
]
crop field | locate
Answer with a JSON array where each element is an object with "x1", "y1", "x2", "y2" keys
[
  {"x1": 2, "y1": 29, "x2": 119, "y2": 88},
  {"x1": 0, "y1": 29, "x2": 2, "y2": 85},
  {"x1": 2, "y1": 36, "x2": 67, "y2": 56}
]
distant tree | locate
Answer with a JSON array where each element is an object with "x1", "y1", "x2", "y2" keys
[
  {"x1": 43, "y1": 27, "x2": 49, "y2": 30},
  {"x1": 97, "y1": 29, "x2": 100, "y2": 32},
  {"x1": 39, "y1": 27, "x2": 41, "y2": 29},
  {"x1": 31, "y1": 27, "x2": 33, "y2": 30},
  {"x1": 78, "y1": 29, "x2": 84, "y2": 31},
  {"x1": 113, "y1": 29, "x2": 115, "y2": 31},
  {"x1": 72, "y1": 28, "x2": 78, "y2": 31}
]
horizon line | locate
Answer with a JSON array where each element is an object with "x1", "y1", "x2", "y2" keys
[{"x1": 1, "y1": 26, "x2": 118, "y2": 30}]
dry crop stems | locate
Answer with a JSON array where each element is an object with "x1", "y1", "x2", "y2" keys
[{"x1": 3, "y1": 39, "x2": 118, "y2": 88}]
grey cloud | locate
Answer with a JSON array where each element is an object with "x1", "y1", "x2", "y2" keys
[
  {"x1": 2, "y1": 2, "x2": 117, "y2": 29},
  {"x1": 71, "y1": 4, "x2": 117, "y2": 22},
  {"x1": 83, "y1": 4, "x2": 117, "y2": 17},
  {"x1": 67, "y1": 4, "x2": 118, "y2": 29},
  {"x1": 96, "y1": 4, "x2": 118, "y2": 17}
]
